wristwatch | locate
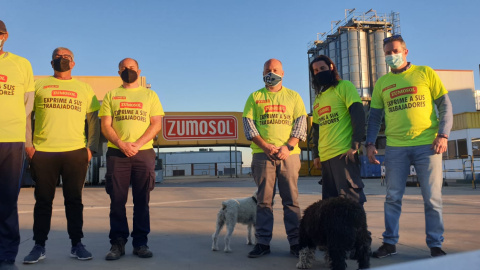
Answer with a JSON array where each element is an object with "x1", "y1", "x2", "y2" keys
[{"x1": 286, "y1": 144, "x2": 294, "y2": 151}]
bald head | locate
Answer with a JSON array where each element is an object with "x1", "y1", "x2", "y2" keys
[
  {"x1": 118, "y1": 58, "x2": 139, "y2": 70},
  {"x1": 263, "y1": 58, "x2": 284, "y2": 76}
]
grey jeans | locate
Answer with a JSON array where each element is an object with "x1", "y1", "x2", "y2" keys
[{"x1": 251, "y1": 153, "x2": 301, "y2": 246}]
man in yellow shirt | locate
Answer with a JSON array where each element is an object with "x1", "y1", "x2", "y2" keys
[
  {"x1": 99, "y1": 58, "x2": 164, "y2": 260},
  {"x1": 243, "y1": 59, "x2": 307, "y2": 258},
  {"x1": 367, "y1": 35, "x2": 452, "y2": 258},
  {"x1": 0, "y1": 20, "x2": 35, "y2": 268},
  {"x1": 23, "y1": 47, "x2": 100, "y2": 264}
]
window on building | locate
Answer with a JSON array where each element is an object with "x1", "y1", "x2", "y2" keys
[
  {"x1": 457, "y1": 139, "x2": 468, "y2": 158},
  {"x1": 472, "y1": 138, "x2": 480, "y2": 157},
  {"x1": 447, "y1": 140, "x2": 457, "y2": 159}
]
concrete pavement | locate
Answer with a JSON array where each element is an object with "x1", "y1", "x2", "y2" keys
[{"x1": 12, "y1": 176, "x2": 480, "y2": 269}]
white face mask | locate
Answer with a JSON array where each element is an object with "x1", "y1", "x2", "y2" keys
[{"x1": 385, "y1": 53, "x2": 404, "y2": 69}]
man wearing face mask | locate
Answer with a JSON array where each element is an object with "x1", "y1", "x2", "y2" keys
[
  {"x1": 366, "y1": 35, "x2": 453, "y2": 258},
  {"x1": 309, "y1": 55, "x2": 366, "y2": 205},
  {"x1": 243, "y1": 59, "x2": 307, "y2": 258},
  {"x1": 23, "y1": 47, "x2": 100, "y2": 263},
  {"x1": 99, "y1": 58, "x2": 164, "y2": 260},
  {"x1": 0, "y1": 20, "x2": 35, "y2": 269}
]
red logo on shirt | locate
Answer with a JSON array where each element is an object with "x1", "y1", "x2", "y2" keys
[
  {"x1": 52, "y1": 90, "x2": 77, "y2": 98},
  {"x1": 113, "y1": 96, "x2": 126, "y2": 100},
  {"x1": 264, "y1": 105, "x2": 286, "y2": 113},
  {"x1": 43, "y1": 85, "x2": 59, "y2": 89},
  {"x1": 256, "y1": 99, "x2": 270, "y2": 104},
  {"x1": 313, "y1": 104, "x2": 319, "y2": 110},
  {"x1": 0, "y1": 74, "x2": 7, "y2": 82},
  {"x1": 120, "y1": 102, "x2": 143, "y2": 109},
  {"x1": 382, "y1": 84, "x2": 396, "y2": 92},
  {"x1": 390, "y1": 86, "x2": 417, "y2": 98},
  {"x1": 318, "y1": 106, "x2": 331, "y2": 116}
]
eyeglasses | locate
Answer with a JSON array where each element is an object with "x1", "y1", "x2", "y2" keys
[
  {"x1": 53, "y1": 54, "x2": 73, "y2": 60},
  {"x1": 383, "y1": 35, "x2": 403, "y2": 45}
]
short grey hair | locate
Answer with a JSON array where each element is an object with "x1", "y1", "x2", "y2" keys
[{"x1": 52, "y1": 47, "x2": 74, "y2": 60}]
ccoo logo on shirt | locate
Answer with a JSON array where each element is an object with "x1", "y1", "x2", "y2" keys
[{"x1": 0, "y1": 74, "x2": 7, "y2": 82}]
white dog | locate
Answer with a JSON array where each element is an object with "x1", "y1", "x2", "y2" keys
[{"x1": 211, "y1": 191, "x2": 258, "y2": 252}]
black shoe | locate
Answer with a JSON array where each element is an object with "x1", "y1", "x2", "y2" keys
[
  {"x1": 372, "y1": 243, "x2": 397, "y2": 258},
  {"x1": 248, "y1": 244, "x2": 270, "y2": 258},
  {"x1": 105, "y1": 238, "x2": 126, "y2": 261},
  {"x1": 133, "y1": 245, "x2": 153, "y2": 258},
  {"x1": 430, "y1": 247, "x2": 446, "y2": 257},
  {"x1": 290, "y1": 244, "x2": 300, "y2": 257}
]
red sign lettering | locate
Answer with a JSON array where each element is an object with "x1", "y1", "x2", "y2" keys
[{"x1": 163, "y1": 115, "x2": 238, "y2": 140}]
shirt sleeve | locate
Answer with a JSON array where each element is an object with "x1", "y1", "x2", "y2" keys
[
  {"x1": 98, "y1": 92, "x2": 112, "y2": 117},
  {"x1": 243, "y1": 117, "x2": 259, "y2": 141},
  {"x1": 149, "y1": 91, "x2": 165, "y2": 117},
  {"x1": 290, "y1": 115, "x2": 307, "y2": 141}
]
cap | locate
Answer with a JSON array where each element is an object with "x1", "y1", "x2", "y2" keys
[{"x1": 0, "y1": 20, "x2": 6, "y2": 33}]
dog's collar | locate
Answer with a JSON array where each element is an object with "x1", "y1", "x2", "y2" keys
[{"x1": 251, "y1": 196, "x2": 257, "y2": 204}]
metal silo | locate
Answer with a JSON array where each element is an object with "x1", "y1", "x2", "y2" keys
[{"x1": 307, "y1": 10, "x2": 399, "y2": 110}]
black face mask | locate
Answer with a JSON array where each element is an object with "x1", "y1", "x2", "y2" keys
[
  {"x1": 314, "y1": 70, "x2": 333, "y2": 87},
  {"x1": 121, "y1": 68, "x2": 138, "y2": 83},
  {"x1": 52, "y1": 58, "x2": 71, "y2": 72}
]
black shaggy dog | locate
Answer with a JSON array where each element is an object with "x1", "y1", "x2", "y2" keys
[{"x1": 296, "y1": 197, "x2": 371, "y2": 270}]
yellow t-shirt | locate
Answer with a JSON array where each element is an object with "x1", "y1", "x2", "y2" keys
[
  {"x1": 0, "y1": 52, "x2": 35, "y2": 142},
  {"x1": 33, "y1": 77, "x2": 100, "y2": 152},
  {"x1": 99, "y1": 86, "x2": 164, "y2": 150},
  {"x1": 243, "y1": 86, "x2": 307, "y2": 154},
  {"x1": 312, "y1": 80, "x2": 362, "y2": 161},
  {"x1": 371, "y1": 65, "x2": 448, "y2": 146}
]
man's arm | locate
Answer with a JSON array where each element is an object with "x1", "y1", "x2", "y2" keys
[
  {"x1": 134, "y1": 115, "x2": 163, "y2": 148},
  {"x1": 100, "y1": 115, "x2": 137, "y2": 157},
  {"x1": 365, "y1": 107, "x2": 384, "y2": 164},
  {"x1": 25, "y1": 92, "x2": 35, "y2": 159},
  {"x1": 431, "y1": 94, "x2": 453, "y2": 154},
  {"x1": 86, "y1": 111, "x2": 100, "y2": 161},
  {"x1": 276, "y1": 115, "x2": 306, "y2": 160},
  {"x1": 339, "y1": 102, "x2": 365, "y2": 163}
]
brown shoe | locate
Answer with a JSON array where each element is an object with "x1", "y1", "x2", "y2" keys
[
  {"x1": 133, "y1": 245, "x2": 153, "y2": 258},
  {"x1": 105, "y1": 238, "x2": 126, "y2": 260}
]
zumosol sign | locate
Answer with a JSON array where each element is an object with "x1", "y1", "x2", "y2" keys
[{"x1": 162, "y1": 115, "x2": 238, "y2": 140}]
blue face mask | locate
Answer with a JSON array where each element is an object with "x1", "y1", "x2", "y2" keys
[
  {"x1": 385, "y1": 53, "x2": 404, "y2": 69},
  {"x1": 263, "y1": 72, "x2": 282, "y2": 87}
]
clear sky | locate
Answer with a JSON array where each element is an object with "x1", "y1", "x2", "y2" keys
[{"x1": 2, "y1": 0, "x2": 479, "y2": 166}]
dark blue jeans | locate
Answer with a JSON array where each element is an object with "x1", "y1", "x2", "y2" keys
[
  {"x1": 0, "y1": 142, "x2": 24, "y2": 262},
  {"x1": 105, "y1": 148, "x2": 156, "y2": 247}
]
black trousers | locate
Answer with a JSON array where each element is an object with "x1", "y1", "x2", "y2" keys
[
  {"x1": 31, "y1": 148, "x2": 89, "y2": 245},
  {"x1": 321, "y1": 153, "x2": 366, "y2": 204},
  {"x1": 105, "y1": 148, "x2": 155, "y2": 247},
  {"x1": 0, "y1": 142, "x2": 24, "y2": 261}
]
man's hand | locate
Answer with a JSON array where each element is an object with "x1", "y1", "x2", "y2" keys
[
  {"x1": 261, "y1": 143, "x2": 279, "y2": 161},
  {"x1": 432, "y1": 137, "x2": 447, "y2": 154},
  {"x1": 367, "y1": 145, "x2": 380, "y2": 164},
  {"x1": 25, "y1": 146, "x2": 35, "y2": 160},
  {"x1": 339, "y1": 148, "x2": 357, "y2": 164},
  {"x1": 87, "y1": 148, "x2": 93, "y2": 162},
  {"x1": 313, "y1": 157, "x2": 321, "y2": 169},
  {"x1": 118, "y1": 141, "x2": 139, "y2": 157},
  {"x1": 275, "y1": 146, "x2": 290, "y2": 160}
]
